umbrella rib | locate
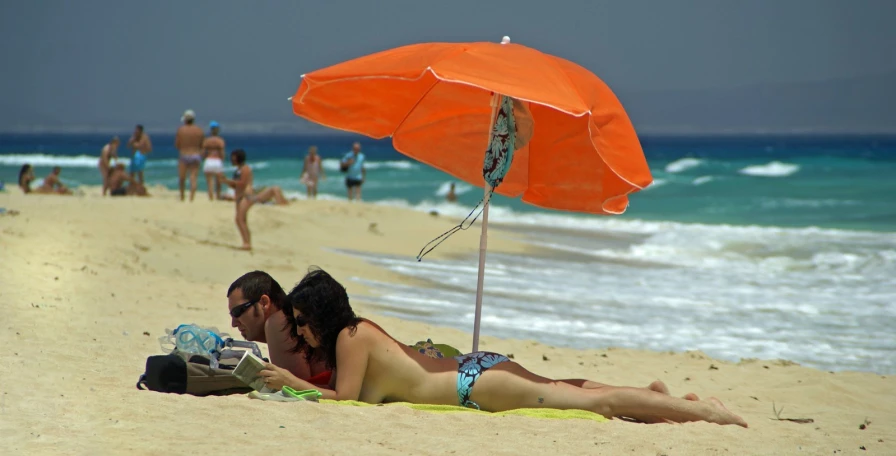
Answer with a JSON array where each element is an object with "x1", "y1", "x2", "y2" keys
[
  {"x1": 541, "y1": 58, "x2": 649, "y2": 192},
  {"x1": 388, "y1": 74, "x2": 441, "y2": 138}
]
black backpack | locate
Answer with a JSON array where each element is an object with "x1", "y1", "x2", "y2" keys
[{"x1": 136, "y1": 350, "x2": 263, "y2": 396}]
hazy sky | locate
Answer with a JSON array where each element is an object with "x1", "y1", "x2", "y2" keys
[{"x1": 1, "y1": 0, "x2": 894, "y2": 133}]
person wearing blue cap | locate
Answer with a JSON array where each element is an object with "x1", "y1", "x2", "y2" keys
[
  {"x1": 201, "y1": 121, "x2": 226, "y2": 200},
  {"x1": 127, "y1": 125, "x2": 152, "y2": 185}
]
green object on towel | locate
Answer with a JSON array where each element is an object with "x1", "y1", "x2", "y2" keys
[
  {"x1": 319, "y1": 400, "x2": 608, "y2": 422},
  {"x1": 411, "y1": 339, "x2": 463, "y2": 359}
]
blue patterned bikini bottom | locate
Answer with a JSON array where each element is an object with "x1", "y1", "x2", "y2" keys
[{"x1": 453, "y1": 351, "x2": 511, "y2": 409}]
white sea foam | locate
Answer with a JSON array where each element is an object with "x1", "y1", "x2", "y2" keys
[
  {"x1": 664, "y1": 157, "x2": 703, "y2": 173},
  {"x1": 739, "y1": 161, "x2": 800, "y2": 177}
]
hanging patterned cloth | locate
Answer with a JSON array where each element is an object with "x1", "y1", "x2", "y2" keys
[{"x1": 417, "y1": 95, "x2": 531, "y2": 261}]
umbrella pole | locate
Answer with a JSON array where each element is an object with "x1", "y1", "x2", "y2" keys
[{"x1": 472, "y1": 185, "x2": 492, "y2": 353}]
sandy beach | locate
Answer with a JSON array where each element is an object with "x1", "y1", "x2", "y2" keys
[{"x1": 1, "y1": 188, "x2": 893, "y2": 456}]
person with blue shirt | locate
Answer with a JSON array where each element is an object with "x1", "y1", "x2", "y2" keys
[{"x1": 340, "y1": 142, "x2": 366, "y2": 201}]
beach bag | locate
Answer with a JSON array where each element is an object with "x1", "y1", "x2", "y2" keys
[{"x1": 136, "y1": 351, "x2": 255, "y2": 396}]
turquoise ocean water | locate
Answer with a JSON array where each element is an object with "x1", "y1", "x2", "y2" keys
[{"x1": 2, "y1": 133, "x2": 894, "y2": 373}]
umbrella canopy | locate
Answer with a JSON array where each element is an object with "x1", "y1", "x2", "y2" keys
[
  {"x1": 291, "y1": 38, "x2": 652, "y2": 214},
  {"x1": 291, "y1": 37, "x2": 652, "y2": 351}
]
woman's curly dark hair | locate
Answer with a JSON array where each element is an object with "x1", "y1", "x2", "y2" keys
[{"x1": 284, "y1": 267, "x2": 362, "y2": 370}]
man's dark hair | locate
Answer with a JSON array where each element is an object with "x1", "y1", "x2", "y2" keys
[
  {"x1": 135, "y1": 124, "x2": 144, "y2": 132},
  {"x1": 231, "y1": 148, "x2": 247, "y2": 165},
  {"x1": 52, "y1": 166, "x2": 61, "y2": 173},
  {"x1": 227, "y1": 270, "x2": 286, "y2": 310}
]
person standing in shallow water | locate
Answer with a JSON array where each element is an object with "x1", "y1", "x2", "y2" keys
[
  {"x1": 201, "y1": 121, "x2": 226, "y2": 201},
  {"x1": 301, "y1": 145, "x2": 324, "y2": 199},
  {"x1": 339, "y1": 142, "x2": 365, "y2": 201},
  {"x1": 174, "y1": 109, "x2": 204, "y2": 202},
  {"x1": 127, "y1": 124, "x2": 152, "y2": 186}
]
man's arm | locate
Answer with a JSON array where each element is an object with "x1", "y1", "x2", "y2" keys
[
  {"x1": 143, "y1": 136, "x2": 153, "y2": 154},
  {"x1": 174, "y1": 129, "x2": 181, "y2": 150}
]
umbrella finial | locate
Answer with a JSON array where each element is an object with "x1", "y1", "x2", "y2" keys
[{"x1": 501, "y1": 36, "x2": 511, "y2": 44}]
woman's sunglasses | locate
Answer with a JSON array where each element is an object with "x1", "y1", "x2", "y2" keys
[{"x1": 229, "y1": 299, "x2": 259, "y2": 319}]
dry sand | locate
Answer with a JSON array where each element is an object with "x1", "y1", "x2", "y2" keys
[{"x1": 1, "y1": 189, "x2": 893, "y2": 455}]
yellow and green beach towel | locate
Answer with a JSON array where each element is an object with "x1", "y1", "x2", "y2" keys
[{"x1": 321, "y1": 400, "x2": 608, "y2": 423}]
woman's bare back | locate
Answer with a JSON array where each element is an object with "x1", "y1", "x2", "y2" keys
[{"x1": 342, "y1": 321, "x2": 458, "y2": 405}]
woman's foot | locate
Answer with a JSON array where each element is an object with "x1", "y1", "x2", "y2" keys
[
  {"x1": 706, "y1": 397, "x2": 748, "y2": 427},
  {"x1": 239, "y1": 244, "x2": 252, "y2": 251}
]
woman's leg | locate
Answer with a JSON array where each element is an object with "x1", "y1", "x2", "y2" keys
[
  {"x1": 205, "y1": 172, "x2": 215, "y2": 201},
  {"x1": 471, "y1": 362, "x2": 747, "y2": 427},
  {"x1": 235, "y1": 199, "x2": 252, "y2": 250},
  {"x1": 100, "y1": 167, "x2": 109, "y2": 196},
  {"x1": 557, "y1": 379, "x2": 699, "y2": 400},
  {"x1": 253, "y1": 186, "x2": 289, "y2": 205},
  {"x1": 214, "y1": 175, "x2": 222, "y2": 200}
]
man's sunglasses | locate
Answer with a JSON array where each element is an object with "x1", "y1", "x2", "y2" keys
[{"x1": 230, "y1": 300, "x2": 259, "y2": 319}]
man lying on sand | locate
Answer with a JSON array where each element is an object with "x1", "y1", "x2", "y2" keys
[
  {"x1": 227, "y1": 271, "x2": 331, "y2": 386},
  {"x1": 258, "y1": 268, "x2": 748, "y2": 427},
  {"x1": 107, "y1": 163, "x2": 149, "y2": 197},
  {"x1": 34, "y1": 167, "x2": 72, "y2": 195}
]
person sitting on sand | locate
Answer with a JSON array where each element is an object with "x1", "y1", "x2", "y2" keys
[
  {"x1": 218, "y1": 149, "x2": 288, "y2": 250},
  {"x1": 34, "y1": 167, "x2": 72, "y2": 195},
  {"x1": 258, "y1": 268, "x2": 748, "y2": 427},
  {"x1": 18, "y1": 164, "x2": 35, "y2": 194},
  {"x1": 227, "y1": 271, "x2": 331, "y2": 386},
  {"x1": 107, "y1": 163, "x2": 149, "y2": 197}
]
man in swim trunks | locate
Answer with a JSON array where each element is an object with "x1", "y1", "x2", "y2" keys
[
  {"x1": 201, "y1": 121, "x2": 226, "y2": 201},
  {"x1": 99, "y1": 136, "x2": 120, "y2": 196},
  {"x1": 226, "y1": 270, "x2": 331, "y2": 386},
  {"x1": 340, "y1": 142, "x2": 365, "y2": 201},
  {"x1": 174, "y1": 109, "x2": 204, "y2": 202},
  {"x1": 126, "y1": 124, "x2": 152, "y2": 186}
]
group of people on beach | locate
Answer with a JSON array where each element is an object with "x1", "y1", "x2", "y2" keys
[
  {"x1": 224, "y1": 268, "x2": 748, "y2": 427},
  {"x1": 17, "y1": 164, "x2": 72, "y2": 195},
  {"x1": 91, "y1": 109, "x2": 369, "y2": 250}
]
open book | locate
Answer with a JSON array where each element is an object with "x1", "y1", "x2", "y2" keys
[{"x1": 233, "y1": 351, "x2": 275, "y2": 393}]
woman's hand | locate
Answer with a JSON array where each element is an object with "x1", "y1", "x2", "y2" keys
[{"x1": 258, "y1": 363, "x2": 300, "y2": 391}]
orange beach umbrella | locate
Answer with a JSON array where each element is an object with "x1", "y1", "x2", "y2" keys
[{"x1": 291, "y1": 36, "x2": 652, "y2": 351}]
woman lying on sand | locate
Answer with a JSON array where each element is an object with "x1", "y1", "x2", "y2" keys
[{"x1": 258, "y1": 268, "x2": 748, "y2": 427}]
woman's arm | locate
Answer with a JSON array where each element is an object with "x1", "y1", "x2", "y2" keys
[{"x1": 328, "y1": 325, "x2": 369, "y2": 401}]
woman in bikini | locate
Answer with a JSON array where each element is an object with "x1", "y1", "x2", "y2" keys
[
  {"x1": 219, "y1": 149, "x2": 289, "y2": 250},
  {"x1": 18, "y1": 164, "x2": 35, "y2": 194},
  {"x1": 301, "y1": 146, "x2": 325, "y2": 199},
  {"x1": 258, "y1": 268, "x2": 748, "y2": 427}
]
